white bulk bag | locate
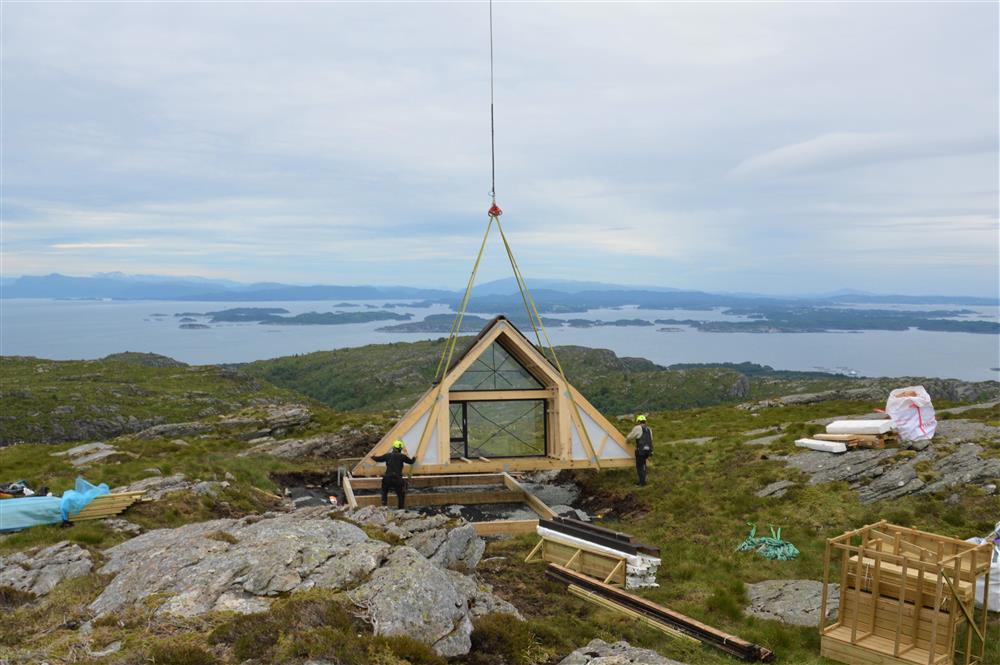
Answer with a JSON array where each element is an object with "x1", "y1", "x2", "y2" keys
[{"x1": 885, "y1": 385, "x2": 937, "y2": 442}]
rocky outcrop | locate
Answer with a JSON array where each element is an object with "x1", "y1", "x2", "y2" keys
[
  {"x1": 916, "y1": 444, "x2": 1000, "y2": 496},
  {"x1": 52, "y1": 441, "x2": 120, "y2": 466},
  {"x1": 345, "y1": 506, "x2": 485, "y2": 571},
  {"x1": 42, "y1": 415, "x2": 165, "y2": 444},
  {"x1": 90, "y1": 508, "x2": 376, "y2": 617},
  {"x1": 349, "y1": 546, "x2": 515, "y2": 657},
  {"x1": 784, "y1": 448, "x2": 898, "y2": 487},
  {"x1": 784, "y1": 436, "x2": 1000, "y2": 504},
  {"x1": 133, "y1": 404, "x2": 313, "y2": 441},
  {"x1": 86, "y1": 507, "x2": 514, "y2": 656},
  {"x1": 744, "y1": 580, "x2": 839, "y2": 627},
  {"x1": 134, "y1": 422, "x2": 212, "y2": 440},
  {"x1": 0, "y1": 542, "x2": 92, "y2": 596},
  {"x1": 740, "y1": 383, "x2": 998, "y2": 411},
  {"x1": 240, "y1": 425, "x2": 379, "y2": 460},
  {"x1": 756, "y1": 480, "x2": 796, "y2": 498},
  {"x1": 558, "y1": 639, "x2": 687, "y2": 665},
  {"x1": 112, "y1": 473, "x2": 227, "y2": 500}
]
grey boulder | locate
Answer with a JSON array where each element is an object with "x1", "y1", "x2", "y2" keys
[
  {"x1": 0, "y1": 541, "x2": 93, "y2": 596},
  {"x1": 744, "y1": 579, "x2": 839, "y2": 627},
  {"x1": 558, "y1": 639, "x2": 687, "y2": 664},
  {"x1": 349, "y1": 546, "x2": 516, "y2": 657}
]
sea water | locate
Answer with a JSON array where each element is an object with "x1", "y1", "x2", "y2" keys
[{"x1": 1, "y1": 299, "x2": 997, "y2": 382}]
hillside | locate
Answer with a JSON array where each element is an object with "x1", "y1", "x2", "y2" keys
[
  {"x1": 242, "y1": 339, "x2": 998, "y2": 416},
  {"x1": 241, "y1": 338, "x2": 786, "y2": 414},
  {"x1": 1, "y1": 351, "x2": 997, "y2": 665}
]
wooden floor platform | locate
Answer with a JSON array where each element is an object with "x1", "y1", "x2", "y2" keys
[{"x1": 822, "y1": 626, "x2": 950, "y2": 665}]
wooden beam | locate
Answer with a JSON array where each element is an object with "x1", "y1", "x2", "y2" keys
[
  {"x1": 351, "y1": 457, "x2": 635, "y2": 477},
  {"x1": 524, "y1": 539, "x2": 544, "y2": 562},
  {"x1": 348, "y1": 473, "x2": 506, "y2": 490},
  {"x1": 448, "y1": 389, "x2": 555, "y2": 402},
  {"x1": 473, "y1": 519, "x2": 539, "y2": 537},
  {"x1": 342, "y1": 475, "x2": 357, "y2": 509},
  {"x1": 503, "y1": 472, "x2": 557, "y2": 519},
  {"x1": 352, "y1": 488, "x2": 525, "y2": 509},
  {"x1": 567, "y1": 585, "x2": 698, "y2": 644}
]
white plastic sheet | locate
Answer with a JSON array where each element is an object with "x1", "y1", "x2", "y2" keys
[
  {"x1": 886, "y1": 385, "x2": 937, "y2": 441},
  {"x1": 967, "y1": 521, "x2": 1000, "y2": 612}
]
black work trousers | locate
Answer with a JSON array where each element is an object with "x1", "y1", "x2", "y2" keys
[
  {"x1": 635, "y1": 453, "x2": 650, "y2": 486},
  {"x1": 381, "y1": 475, "x2": 406, "y2": 508}
]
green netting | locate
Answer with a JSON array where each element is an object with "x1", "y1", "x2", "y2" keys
[{"x1": 736, "y1": 522, "x2": 800, "y2": 561}]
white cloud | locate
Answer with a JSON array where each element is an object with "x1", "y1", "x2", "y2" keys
[
  {"x1": 731, "y1": 133, "x2": 996, "y2": 178},
  {"x1": 1, "y1": 1, "x2": 997, "y2": 295},
  {"x1": 51, "y1": 241, "x2": 149, "y2": 250}
]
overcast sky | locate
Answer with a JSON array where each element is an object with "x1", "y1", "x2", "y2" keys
[{"x1": 2, "y1": 1, "x2": 998, "y2": 296}]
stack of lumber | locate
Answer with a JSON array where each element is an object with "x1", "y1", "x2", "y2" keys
[
  {"x1": 527, "y1": 517, "x2": 661, "y2": 588},
  {"x1": 797, "y1": 419, "x2": 897, "y2": 453},
  {"x1": 548, "y1": 564, "x2": 775, "y2": 662},
  {"x1": 818, "y1": 419, "x2": 896, "y2": 449},
  {"x1": 69, "y1": 491, "x2": 145, "y2": 522}
]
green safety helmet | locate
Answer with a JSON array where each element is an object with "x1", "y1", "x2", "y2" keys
[
  {"x1": 635, "y1": 415, "x2": 647, "y2": 423},
  {"x1": 392, "y1": 439, "x2": 405, "y2": 449}
]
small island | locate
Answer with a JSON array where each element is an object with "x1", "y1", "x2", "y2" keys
[
  {"x1": 175, "y1": 307, "x2": 413, "y2": 326},
  {"x1": 179, "y1": 323, "x2": 210, "y2": 330}
]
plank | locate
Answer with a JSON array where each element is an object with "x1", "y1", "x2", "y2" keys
[
  {"x1": 503, "y1": 473, "x2": 557, "y2": 519},
  {"x1": 353, "y1": 457, "x2": 638, "y2": 476},
  {"x1": 347, "y1": 474, "x2": 506, "y2": 490},
  {"x1": 448, "y1": 389, "x2": 555, "y2": 401},
  {"x1": 342, "y1": 475, "x2": 357, "y2": 509},
  {"x1": 567, "y1": 584, "x2": 697, "y2": 643},
  {"x1": 352, "y1": 489, "x2": 525, "y2": 509},
  {"x1": 472, "y1": 519, "x2": 539, "y2": 537}
]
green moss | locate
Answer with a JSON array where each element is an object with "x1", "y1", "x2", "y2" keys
[
  {"x1": 147, "y1": 638, "x2": 216, "y2": 665},
  {"x1": 0, "y1": 586, "x2": 36, "y2": 610}
]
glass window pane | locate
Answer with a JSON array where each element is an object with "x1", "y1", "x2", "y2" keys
[
  {"x1": 449, "y1": 403, "x2": 465, "y2": 458},
  {"x1": 452, "y1": 342, "x2": 543, "y2": 391},
  {"x1": 466, "y1": 400, "x2": 545, "y2": 458}
]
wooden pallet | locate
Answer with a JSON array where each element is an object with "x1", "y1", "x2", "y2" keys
[{"x1": 813, "y1": 433, "x2": 898, "y2": 449}]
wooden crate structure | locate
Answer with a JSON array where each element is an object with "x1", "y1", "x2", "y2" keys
[{"x1": 820, "y1": 521, "x2": 993, "y2": 665}]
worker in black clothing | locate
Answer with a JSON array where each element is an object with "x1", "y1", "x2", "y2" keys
[
  {"x1": 372, "y1": 439, "x2": 415, "y2": 508},
  {"x1": 626, "y1": 415, "x2": 653, "y2": 486}
]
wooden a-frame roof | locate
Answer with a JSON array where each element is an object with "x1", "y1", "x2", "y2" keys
[{"x1": 353, "y1": 315, "x2": 634, "y2": 476}]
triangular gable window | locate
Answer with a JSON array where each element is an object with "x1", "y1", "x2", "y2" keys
[{"x1": 451, "y1": 341, "x2": 543, "y2": 391}]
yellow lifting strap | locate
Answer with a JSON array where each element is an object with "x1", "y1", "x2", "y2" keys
[{"x1": 423, "y1": 209, "x2": 600, "y2": 470}]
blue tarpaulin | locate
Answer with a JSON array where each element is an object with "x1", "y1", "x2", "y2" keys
[{"x1": 0, "y1": 477, "x2": 109, "y2": 532}]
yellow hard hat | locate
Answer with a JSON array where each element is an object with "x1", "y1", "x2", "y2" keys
[
  {"x1": 636, "y1": 415, "x2": 647, "y2": 423},
  {"x1": 392, "y1": 439, "x2": 405, "y2": 449}
]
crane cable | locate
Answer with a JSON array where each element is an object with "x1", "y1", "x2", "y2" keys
[{"x1": 426, "y1": 0, "x2": 601, "y2": 468}]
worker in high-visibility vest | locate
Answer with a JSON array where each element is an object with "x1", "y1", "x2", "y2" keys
[{"x1": 626, "y1": 415, "x2": 653, "y2": 486}]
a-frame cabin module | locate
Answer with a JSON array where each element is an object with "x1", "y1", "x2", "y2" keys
[{"x1": 353, "y1": 316, "x2": 635, "y2": 476}]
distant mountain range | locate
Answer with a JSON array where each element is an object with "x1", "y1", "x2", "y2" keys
[{"x1": 1, "y1": 272, "x2": 996, "y2": 307}]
